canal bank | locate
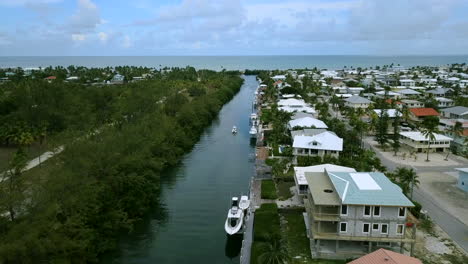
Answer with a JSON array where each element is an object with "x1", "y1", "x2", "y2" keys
[{"x1": 103, "y1": 75, "x2": 258, "y2": 264}]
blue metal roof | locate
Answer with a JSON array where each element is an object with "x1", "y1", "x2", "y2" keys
[{"x1": 326, "y1": 171, "x2": 414, "y2": 207}]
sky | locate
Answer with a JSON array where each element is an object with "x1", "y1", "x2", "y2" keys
[{"x1": 0, "y1": 0, "x2": 467, "y2": 56}]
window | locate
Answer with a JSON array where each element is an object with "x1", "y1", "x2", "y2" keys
[
  {"x1": 341, "y1": 205, "x2": 348, "y2": 216},
  {"x1": 381, "y1": 224, "x2": 388, "y2": 234},
  {"x1": 373, "y1": 206, "x2": 381, "y2": 217},
  {"x1": 396, "y1": 224, "x2": 404, "y2": 235},
  {"x1": 372, "y1": 223, "x2": 380, "y2": 232},
  {"x1": 364, "y1": 206, "x2": 371, "y2": 217},
  {"x1": 340, "y1": 222, "x2": 347, "y2": 233},
  {"x1": 363, "y1": 223, "x2": 370, "y2": 234},
  {"x1": 398, "y1": 207, "x2": 406, "y2": 218}
]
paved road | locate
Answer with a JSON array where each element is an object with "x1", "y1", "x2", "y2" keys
[
  {"x1": 363, "y1": 138, "x2": 468, "y2": 254},
  {"x1": 326, "y1": 105, "x2": 468, "y2": 253},
  {"x1": 413, "y1": 187, "x2": 468, "y2": 253}
]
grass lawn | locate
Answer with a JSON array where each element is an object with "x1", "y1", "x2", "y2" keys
[
  {"x1": 261, "y1": 179, "x2": 278, "y2": 199},
  {"x1": 281, "y1": 211, "x2": 346, "y2": 264},
  {"x1": 251, "y1": 203, "x2": 281, "y2": 264},
  {"x1": 277, "y1": 181, "x2": 294, "y2": 200}
]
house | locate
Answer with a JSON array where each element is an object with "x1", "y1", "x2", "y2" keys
[
  {"x1": 288, "y1": 117, "x2": 328, "y2": 130},
  {"x1": 435, "y1": 97, "x2": 454, "y2": 108},
  {"x1": 292, "y1": 112, "x2": 315, "y2": 120},
  {"x1": 294, "y1": 164, "x2": 356, "y2": 197},
  {"x1": 439, "y1": 119, "x2": 468, "y2": 153},
  {"x1": 272, "y1": 75, "x2": 286, "y2": 81},
  {"x1": 347, "y1": 87, "x2": 365, "y2": 94},
  {"x1": 374, "y1": 109, "x2": 401, "y2": 118},
  {"x1": 44, "y1": 76, "x2": 56, "y2": 83},
  {"x1": 304, "y1": 170, "x2": 415, "y2": 259},
  {"x1": 345, "y1": 95, "x2": 372, "y2": 109},
  {"x1": 278, "y1": 98, "x2": 316, "y2": 114},
  {"x1": 441, "y1": 106, "x2": 468, "y2": 119},
  {"x1": 455, "y1": 168, "x2": 468, "y2": 192},
  {"x1": 400, "y1": 79, "x2": 415, "y2": 87},
  {"x1": 66, "y1": 76, "x2": 79, "y2": 81},
  {"x1": 397, "y1": 89, "x2": 420, "y2": 98},
  {"x1": 111, "y1": 74, "x2": 125, "y2": 84},
  {"x1": 409, "y1": 108, "x2": 439, "y2": 122},
  {"x1": 420, "y1": 78, "x2": 437, "y2": 86},
  {"x1": 445, "y1": 77, "x2": 460, "y2": 83},
  {"x1": 348, "y1": 248, "x2": 422, "y2": 264},
  {"x1": 375, "y1": 91, "x2": 401, "y2": 99},
  {"x1": 292, "y1": 131, "x2": 343, "y2": 158},
  {"x1": 401, "y1": 100, "x2": 424, "y2": 108},
  {"x1": 426, "y1": 87, "x2": 453, "y2": 97},
  {"x1": 399, "y1": 131, "x2": 453, "y2": 153}
]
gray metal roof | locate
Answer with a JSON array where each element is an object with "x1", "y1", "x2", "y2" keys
[
  {"x1": 441, "y1": 106, "x2": 468, "y2": 116},
  {"x1": 345, "y1": 95, "x2": 372, "y2": 104},
  {"x1": 326, "y1": 171, "x2": 414, "y2": 207}
]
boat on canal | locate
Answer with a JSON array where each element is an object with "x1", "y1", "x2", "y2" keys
[
  {"x1": 249, "y1": 126, "x2": 257, "y2": 138},
  {"x1": 232, "y1": 126, "x2": 237, "y2": 134},
  {"x1": 239, "y1": 195, "x2": 250, "y2": 211},
  {"x1": 225, "y1": 197, "x2": 244, "y2": 235}
]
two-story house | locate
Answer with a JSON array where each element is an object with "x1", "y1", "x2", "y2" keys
[
  {"x1": 292, "y1": 131, "x2": 343, "y2": 159},
  {"x1": 399, "y1": 131, "x2": 453, "y2": 153},
  {"x1": 304, "y1": 170, "x2": 416, "y2": 259},
  {"x1": 344, "y1": 95, "x2": 372, "y2": 109}
]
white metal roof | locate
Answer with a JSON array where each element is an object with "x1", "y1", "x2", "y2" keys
[
  {"x1": 400, "y1": 131, "x2": 453, "y2": 141},
  {"x1": 350, "y1": 173, "x2": 382, "y2": 190},
  {"x1": 288, "y1": 117, "x2": 328, "y2": 129},
  {"x1": 293, "y1": 131, "x2": 343, "y2": 151}
]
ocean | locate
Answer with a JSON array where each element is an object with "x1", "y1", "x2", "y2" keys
[{"x1": 0, "y1": 55, "x2": 467, "y2": 70}]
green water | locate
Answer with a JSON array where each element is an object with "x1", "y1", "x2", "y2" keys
[{"x1": 103, "y1": 75, "x2": 257, "y2": 263}]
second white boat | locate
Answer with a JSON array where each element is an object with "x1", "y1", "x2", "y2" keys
[{"x1": 225, "y1": 197, "x2": 244, "y2": 235}]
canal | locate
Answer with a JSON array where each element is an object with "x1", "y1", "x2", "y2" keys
[{"x1": 104, "y1": 75, "x2": 258, "y2": 263}]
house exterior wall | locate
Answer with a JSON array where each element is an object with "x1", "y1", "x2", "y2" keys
[
  {"x1": 345, "y1": 102, "x2": 370, "y2": 109},
  {"x1": 338, "y1": 205, "x2": 408, "y2": 238},
  {"x1": 400, "y1": 136, "x2": 451, "y2": 152},
  {"x1": 293, "y1": 148, "x2": 340, "y2": 158}
]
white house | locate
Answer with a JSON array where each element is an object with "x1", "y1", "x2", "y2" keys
[
  {"x1": 278, "y1": 98, "x2": 316, "y2": 114},
  {"x1": 435, "y1": 97, "x2": 454, "y2": 108},
  {"x1": 293, "y1": 131, "x2": 343, "y2": 158},
  {"x1": 400, "y1": 131, "x2": 453, "y2": 153},
  {"x1": 400, "y1": 79, "x2": 416, "y2": 87},
  {"x1": 272, "y1": 75, "x2": 287, "y2": 81},
  {"x1": 375, "y1": 91, "x2": 401, "y2": 99},
  {"x1": 344, "y1": 95, "x2": 372, "y2": 109},
  {"x1": 288, "y1": 117, "x2": 328, "y2": 130},
  {"x1": 401, "y1": 99, "x2": 424, "y2": 108}
]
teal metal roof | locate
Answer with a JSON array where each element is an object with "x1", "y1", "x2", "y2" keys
[{"x1": 326, "y1": 171, "x2": 414, "y2": 207}]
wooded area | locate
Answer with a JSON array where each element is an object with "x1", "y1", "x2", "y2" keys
[{"x1": 0, "y1": 67, "x2": 243, "y2": 263}]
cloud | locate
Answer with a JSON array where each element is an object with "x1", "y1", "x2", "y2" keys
[
  {"x1": 69, "y1": 0, "x2": 102, "y2": 33},
  {"x1": 0, "y1": 0, "x2": 61, "y2": 6},
  {"x1": 98, "y1": 32, "x2": 108, "y2": 43},
  {"x1": 122, "y1": 35, "x2": 132, "y2": 48},
  {"x1": 71, "y1": 33, "x2": 86, "y2": 42}
]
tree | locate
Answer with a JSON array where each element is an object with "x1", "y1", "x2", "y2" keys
[
  {"x1": 392, "y1": 112, "x2": 401, "y2": 156},
  {"x1": 445, "y1": 121, "x2": 463, "y2": 160},
  {"x1": 257, "y1": 235, "x2": 290, "y2": 264},
  {"x1": 0, "y1": 149, "x2": 28, "y2": 221},
  {"x1": 421, "y1": 126, "x2": 438, "y2": 162},
  {"x1": 394, "y1": 167, "x2": 419, "y2": 198},
  {"x1": 375, "y1": 111, "x2": 389, "y2": 148}
]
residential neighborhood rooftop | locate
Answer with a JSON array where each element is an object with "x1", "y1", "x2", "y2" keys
[
  {"x1": 409, "y1": 108, "x2": 439, "y2": 117},
  {"x1": 348, "y1": 248, "x2": 423, "y2": 264}
]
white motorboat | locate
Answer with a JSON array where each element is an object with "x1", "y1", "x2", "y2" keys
[
  {"x1": 239, "y1": 195, "x2": 250, "y2": 211},
  {"x1": 250, "y1": 113, "x2": 258, "y2": 124},
  {"x1": 249, "y1": 126, "x2": 257, "y2": 138},
  {"x1": 232, "y1": 126, "x2": 237, "y2": 134},
  {"x1": 225, "y1": 197, "x2": 244, "y2": 235}
]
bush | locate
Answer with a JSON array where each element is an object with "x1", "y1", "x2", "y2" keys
[
  {"x1": 261, "y1": 180, "x2": 278, "y2": 199},
  {"x1": 410, "y1": 200, "x2": 422, "y2": 219}
]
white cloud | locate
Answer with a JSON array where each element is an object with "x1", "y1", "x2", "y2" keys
[
  {"x1": 0, "y1": 0, "x2": 61, "y2": 6},
  {"x1": 71, "y1": 33, "x2": 86, "y2": 42},
  {"x1": 98, "y1": 32, "x2": 108, "y2": 43},
  {"x1": 122, "y1": 35, "x2": 132, "y2": 48},
  {"x1": 69, "y1": 0, "x2": 102, "y2": 33}
]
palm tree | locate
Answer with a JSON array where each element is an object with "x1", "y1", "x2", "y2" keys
[
  {"x1": 257, "y1": 235, "x2": 290, "y2": 264},
  {"x1": 445, "y1": 121, "x2": 463, "y2": 160},
  {"x1": 421, "y1": 127, "x2": 437, "y2": 162},
  {"x1": 394, "y1": 167, "x2": 419, "y2": 198}
]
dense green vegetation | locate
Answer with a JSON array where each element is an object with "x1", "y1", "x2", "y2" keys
[
  {"x1": 261, "y1": 180, "x2": 278, "y2": 200},
  {"x1": 0, "y1": 67, "x2": 243, "y2": 263},
  {"x1": 251, "y1": 203, "x2": 282, "y2": 264}
]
